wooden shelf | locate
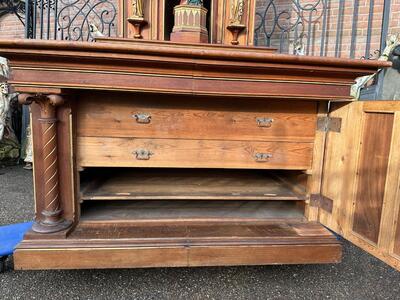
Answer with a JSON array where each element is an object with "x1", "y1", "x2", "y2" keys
[
  {"x1": 80, "y1": 200, "x2": 305, "y2": 224},
  {"x1": 80, "y1": 169, "x2": 307, "y2": 201}
]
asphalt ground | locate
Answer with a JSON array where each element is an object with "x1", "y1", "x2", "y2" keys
[{"x1": 0, "y1": 165, "x2": 399, "y2": 300}]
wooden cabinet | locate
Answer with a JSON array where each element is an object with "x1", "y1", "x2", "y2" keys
[{"x1": 0, "y1": 39, "x2": 399, "y2": 271}]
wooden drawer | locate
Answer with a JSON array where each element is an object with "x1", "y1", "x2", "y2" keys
[
  {"x1": 77, "y1": 137, "x2": 313, "y2": 169},
  {"x1": 76, "y1": 93, "x2": 317, "y2": 142}
]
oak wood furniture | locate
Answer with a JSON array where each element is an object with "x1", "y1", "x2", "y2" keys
[{"x1": 1, "y1": 38, "x2": 400, "y2": 271}]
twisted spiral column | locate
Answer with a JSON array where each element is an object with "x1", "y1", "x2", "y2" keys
[{"x1": 19, "y1": 93, "x2": 72, "y2": 234}]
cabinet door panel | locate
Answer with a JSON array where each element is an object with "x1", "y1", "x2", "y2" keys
[
  {"x1": 318, "y1": 101, "x2": 400, "y2": 271},
  {"x1": 352, "y1": 113, "x2": 394, "y2": 243}
]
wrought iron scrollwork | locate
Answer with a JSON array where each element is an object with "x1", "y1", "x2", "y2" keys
[
  {"x1": 254, "y1": 0, "x2": 326, "y2": 55},
  {"x1": 24, "y1": 0, "x2": 117, "y2": 41},
  {"x1": 57, "y1": 0, "x2": 116, "y2": 41},
  {"x1": 0, "y1": 0, "x2": 26, "y2": 24}
]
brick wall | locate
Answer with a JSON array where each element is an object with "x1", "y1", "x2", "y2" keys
[{"x1": 0, "y1": 14, "x2": 25, "y2": 39}]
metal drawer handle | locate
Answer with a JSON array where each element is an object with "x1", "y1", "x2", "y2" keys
[
  {"x1": 256, "y1": 117, "x2": 273, "y2": 128},
  {"x1": 134, "y1": 149, "x2": 153, "y2": 160},
  {"x1": 133, "y1": 113, "x2": 151, "y2": 124},
  {"x1": 254, "y1": 152, "x2": 272, "y2": 162}
]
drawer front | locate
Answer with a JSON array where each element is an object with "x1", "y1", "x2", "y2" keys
[
  {"x1": 77, "y1": 137, "x2": 313, "y2": 169},
  {"x1": 76, "y1": 95, "x2": 317, "y2": 142}
]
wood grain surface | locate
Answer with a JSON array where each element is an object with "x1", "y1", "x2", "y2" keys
[
  {"x1": 78, "y1": 200, "x2": 305, "y2": 223},
  {"x1": 76, "y1": 94, "x2": 317, "y2": 142},
  {"x1": 352, "y1": 113, "x2": 394, "y2": 244},
  {"x1": 77, "y1": 136, "x2": 313, "y2": 169},
  {"x1": 80, "y1": 169, "x2": 307, "y2": 201}
]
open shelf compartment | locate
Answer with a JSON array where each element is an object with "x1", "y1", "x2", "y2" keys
[{"x1": 80, "y1": 168, "x2": 307, "y2": 201}]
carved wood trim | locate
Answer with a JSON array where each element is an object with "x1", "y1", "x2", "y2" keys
[{"x1": 19, "y1": 93, "x2": 72, "y2": 234}]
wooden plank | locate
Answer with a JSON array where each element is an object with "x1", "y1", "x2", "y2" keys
[
  {"x1": 318, "y1": 102, "x2": 364, "y2": 235},
  {"x1": 306, "y1": 101, "x2": 329, "y2": 221},
  {"x1": 79, "y1": 201, "x2": 305, "y2": 223},
  {"x1": 352, "y1": 113, "x2": 394, "y2": 244},
  {"x1": 71, "y1": 221, "x2": 334, "y2": 241},
  {"x1": 76, "y1": 94, "x2": 317, "y2": 142},
  {"x1": 188, "y1": 245, "x2": 341, "y2": 266},
  {"x1": 80, "y1": 169, "x2": 307, "y2": 201},
  {"x1": 394, "y1": 207, "x2": 400, "y2": 256},
  {"x1": 378, "y1": 112, "x2": 400, "y2": 251},
  {"x1": 14, "y1": 244, "x2": 341, "y2": 270},
  {"x1": 77, "y1": 137, "x2": 313, "y2": 169}
]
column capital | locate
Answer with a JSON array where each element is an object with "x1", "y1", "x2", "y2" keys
[{"x1": 18, "y1": 93, "x2": 65, "y2": 107}]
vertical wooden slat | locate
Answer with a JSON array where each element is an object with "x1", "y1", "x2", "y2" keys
[
  {"x1": 378, "y1": 112, "x2": 400, "y2": 251},
  {"x1": 394, "y1": 208, "x2": 400, "y2": 256},
  {"x1": 317, "y1": 102, "x2": 364, "y2": 235},
  {"x1": 305, "y1": 101, "x2": 328, "y2": 222},
  {"x1": 352, "y1": 113, "x2": 394, "y2": 244}
]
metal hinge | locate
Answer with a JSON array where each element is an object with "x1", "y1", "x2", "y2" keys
[
  {"x1": 317, "y1": 117, "x2": 342, "y2": 132},
  {"x1": 309, "y1": 194, "x2": 333, "y2": 213}
]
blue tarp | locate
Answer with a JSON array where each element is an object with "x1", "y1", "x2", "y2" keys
[{"x1": 0, "y1": 222, "x2": 33, "y2": 257}]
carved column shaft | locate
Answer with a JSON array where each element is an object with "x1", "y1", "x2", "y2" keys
[{"x1": 19, "y1": 93, "x2": 72, "y2": 234}]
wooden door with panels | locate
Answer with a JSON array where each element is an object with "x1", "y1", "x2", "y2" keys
[{"x1": 316, "y1": 101, "x2": 400, "y2": 271}]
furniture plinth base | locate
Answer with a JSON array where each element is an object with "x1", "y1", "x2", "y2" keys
[
  {"x1": 14, "y1": 220, "x2": 342, "y2": 270},
  {"x1": 14, "y1": 244, "x2": 342, "y2": 270},
  {"x1": 32, "y1": 219, "x2": 73, "y2": 234}
]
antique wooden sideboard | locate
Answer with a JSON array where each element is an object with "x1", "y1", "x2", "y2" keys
[{"x1": 0, "y1": 38, "x2": 400, "y2": 271}]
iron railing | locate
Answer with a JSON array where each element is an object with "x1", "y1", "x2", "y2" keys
[
  {"x1": 0, "y1": 0, "x2": 393, "y2": 58},
  {"x1": 254, "y1": 0, "x2": 392, "y2": 59},
  {"x1": 24, "y1": 0, "x2": 117, "y2": 41}
]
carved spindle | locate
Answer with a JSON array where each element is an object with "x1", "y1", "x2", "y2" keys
[{"x1": 19, "y1": 93, "x2": 72, "y2": 234}]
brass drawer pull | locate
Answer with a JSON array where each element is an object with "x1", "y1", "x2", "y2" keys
[
  {"x1": 256, "y1": 117, "x2": 273, "y2": 128},
  {"x1": 133, "y1": 113, "x2": 151, "y2": 124},
  {"x1": 254, "y1": 152, "x2": 272, "y2": 162},
  {"x1": 134, "y1": 149, "x2": 153, "y2": 160}
]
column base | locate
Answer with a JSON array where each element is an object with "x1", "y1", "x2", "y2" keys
[{"x1": 32, "y1": 219, "x2": 73, "y2": 234}]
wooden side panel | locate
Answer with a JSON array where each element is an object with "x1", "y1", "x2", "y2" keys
[
  {"x1": 319, "y1": 101, "x2": 400, "y2": 271},
  {"x1": 352, "y1": 113, "x2": 394, "y2": 243}
]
